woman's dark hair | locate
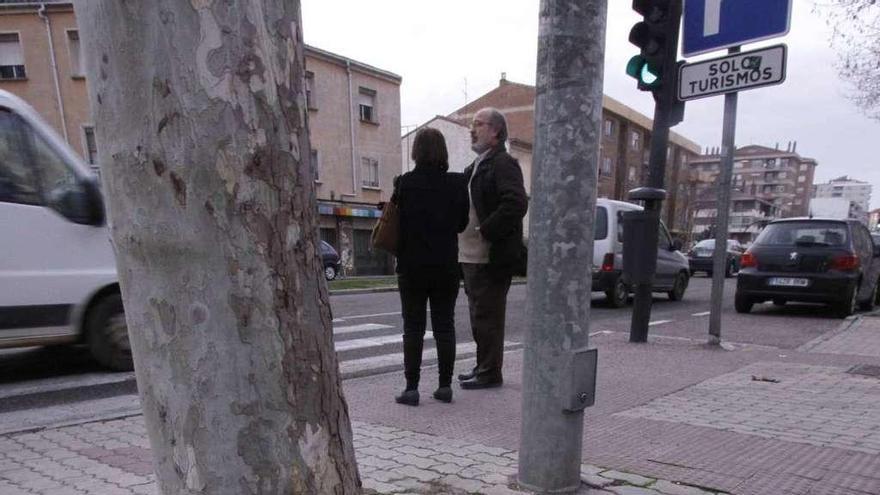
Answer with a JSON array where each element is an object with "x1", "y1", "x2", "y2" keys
[{"x1": 410, "y1": 127, "x2": 449, "y2": 172}]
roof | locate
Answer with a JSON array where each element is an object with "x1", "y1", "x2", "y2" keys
[
  {"x1": 691, "y1": 144, "x2": 818, "y2": 165},
  {"x1": 400, "y1": 115, "x2": 467, "y2": 140},
  {"x1": 446, "y1": 79, "x2": 701, "y2": 153},
  {"x1": 305, "y1": 45, "x2": 401, "y2": 84}
]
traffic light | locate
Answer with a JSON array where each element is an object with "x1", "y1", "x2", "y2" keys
[{"x1": 626, "y1": 0, "x2": 681, "y2": 97}]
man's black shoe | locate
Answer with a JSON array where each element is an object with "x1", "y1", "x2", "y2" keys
[
  {"x1": 433, "y1": 386, "x2": 453, "y2": 403},
  {"x1": 394, "y1": 389, "x2": 419, "y2": 406},
  {"x1": 459, "y1": 378, "x2": 503, "y2": 390},
  {"x1": 457, "y1": 369, "x2": 477, "y2": 382}
]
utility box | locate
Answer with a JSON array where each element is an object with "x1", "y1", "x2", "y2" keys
[
  {"x1": 562, "y1": 348, "x2": 598, "y2": 412},
  {"x1": 622, "y1": 210, "x2": 660, "y2": 285}
]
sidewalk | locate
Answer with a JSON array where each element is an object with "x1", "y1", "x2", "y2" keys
[{"x1": 2, "y1": 315, "x2": 880, "y2": 494}]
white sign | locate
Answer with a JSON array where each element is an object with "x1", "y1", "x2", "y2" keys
[{"x1": 678, "y1": 44, "x2": 787, "y2": 101}]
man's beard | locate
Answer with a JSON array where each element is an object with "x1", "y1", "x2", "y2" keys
[{"x1": 471, "y1": 141, "x2": 491, "y2": 154}]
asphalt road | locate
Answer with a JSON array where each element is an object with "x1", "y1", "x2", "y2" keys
[{"x1": 0, "y1": 276, "x2": 847, "y2": 433}]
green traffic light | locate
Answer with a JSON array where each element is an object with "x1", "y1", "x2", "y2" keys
[{"x1": 626, "y1": 55, "x2": 660, "y2": 88}]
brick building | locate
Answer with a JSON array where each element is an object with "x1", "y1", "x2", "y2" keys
[
  {"x1": 0, "y1": 2, "x2": 403, "y2": 276},
  {"x1": 441, "y1": 77, "x2": 702, "y2": 234},
  {"x1": 689, "y1": 144, "x2": 818, "y2": 222}
]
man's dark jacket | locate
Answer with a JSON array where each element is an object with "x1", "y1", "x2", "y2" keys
[
  {"x1": 393, "y1": 165, "x2": 469, "y2": 275},
  {"x1": 462, "y1": 145, "x2": 528, "y2": 277}
]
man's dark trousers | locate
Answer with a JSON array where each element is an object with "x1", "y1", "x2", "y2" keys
[{"x1": 461, "y1": 263, "x2": 511, "y2": 381}]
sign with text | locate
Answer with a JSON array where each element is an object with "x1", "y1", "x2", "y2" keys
[
  {"x1": 678, "y1": 44, "x2": 787, "y2": 101},
  {"x1": 682, "y1": 0, "x2": 792, "y2": 56}
]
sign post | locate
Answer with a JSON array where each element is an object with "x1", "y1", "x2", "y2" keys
[{"x1": 680, "y1": 0, "x2": 792, "y2": 345}]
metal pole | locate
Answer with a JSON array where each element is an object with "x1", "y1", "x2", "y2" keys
[
  {"x1": 518, "y1": 0, "x2": 606, "y2": 492},
  {"x1": 708, "y1": 46, "x2": 740, "y2": 344}
]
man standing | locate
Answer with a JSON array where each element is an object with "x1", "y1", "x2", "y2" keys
[{"x1": 458, "y1": 108, "x2": 528, "y2": 389}]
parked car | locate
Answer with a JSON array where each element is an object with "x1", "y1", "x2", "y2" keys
[
  {"x1": 687, "y1": 239, "x2": 745, "y2": 277},
  {"x1": 735, "y1": 218, "x2": 880, "y2": 317},
  {"x1": 592, "y1": 198, "x2": 690, "y2": 307},
  {"x1": 0, "y1": 90, "x2": 132, "y2": 370},
  {"x1": 321, "y1": 241, "x2": 341, "y2": 280}
]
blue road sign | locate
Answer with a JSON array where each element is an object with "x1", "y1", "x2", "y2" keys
[{"x1": 682, "y1": 0, "x2": 792, "y2": 57}]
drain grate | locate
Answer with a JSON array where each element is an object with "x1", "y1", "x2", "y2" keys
[{"x1": 846, "y1": 364, "x2": 880, "y2": 378}]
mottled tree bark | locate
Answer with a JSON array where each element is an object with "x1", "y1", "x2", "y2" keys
[{"x1": 73, "y1": 1, "x2": 361, "y2": 493}]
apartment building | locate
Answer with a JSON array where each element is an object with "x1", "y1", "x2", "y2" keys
[
  {"x1": 690, "y1": 191, "x2": 778, "y2": 244},
  {"x1": 688, "y1": 143, "x2": 818, "y2": 224},
  {"x1": 434, "y1": 76, "x2": 702, "y2": 234},
  {"x1": 0, "y1": 2, "x2": 402, "y2": 276},
  {"x1": 813, "y1": 176, "x2": 872, "y2": 215}
]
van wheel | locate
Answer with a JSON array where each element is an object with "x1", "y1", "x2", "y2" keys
[
  {"x1": 324, "y1": 265, "x2": 337, "y2": 281},
  {"x1": 734, "y1": 293, "x2": 753, "y2": 314},
  {"x1": 86, "y1": 294, "x2": 133, "y2": 371},
  {"x1": 859, "y1": 282, "x2": 877, "y2": 311},
  {"x1": 605, "y1": 278, "x2": 628, "y2": 308},
  {"x1": 668, "y1": 272, "x2": 688, "y2": 301}
]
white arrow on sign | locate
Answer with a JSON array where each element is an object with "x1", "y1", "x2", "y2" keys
[
  {"x1": 704, "y1": 0, "x2": 722, "y2": 36},
  {"x1": 678, "y1": 44, "x2": 787, "y2": 101}
]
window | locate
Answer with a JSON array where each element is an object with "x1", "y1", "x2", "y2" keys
[
  {"x1": 628, "y1": 166, "x2": 636, "y2": 181},
  {"x1": 0, "y1": 110, "x2": 39, "y2": 204},
  {"x1": 305, "y1": 71, "x2": 316, "y2": 109},
  {"x1": 796, "y1": 187, "x2": 804, "y2": 193},
  {"x1": 798, "y1": 175, "x2": 806, "y2": 183},
  {"x1": 361, "y1": 157, "x2": 379, "y2": 188},
  {"x1": 603, "y1": 119, "x2": 614, "y2": 137},
  {"x1": 358, "y1": 87, "x2": 376, "y2": 123},
  {"x1": 734, "y1": 161, "x2": 743, "y2": 169},
  {"x1": 67, "y1": 30, "x2": 84, "y2": 77},
  {"x1": 601, "y1": 156, "x2": 613, "y2": 176},
  {"x1": 630, "y1": 131, "x2": 641, "y2": 150},
  {"x1": 310, "y1": 148, "x2": 320, "y2": 182},
  {"x1": 82, "y1": 126, "x2": 98, "y2": 165},
  {"x1": 799, "y1": 164, "x2": 808, "y2": 171},
  {"x1": 0, "y1": 33, "x2": 25, "y2": 79}
]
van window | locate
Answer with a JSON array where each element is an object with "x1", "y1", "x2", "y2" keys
[
  {"x1": 0, "y1": 109, "x2": 40, "y2": 205},
  {"x1": 594, "y1": 206, "x2": 608, "y2": 240}
]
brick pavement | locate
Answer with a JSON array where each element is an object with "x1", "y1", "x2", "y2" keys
[
  {"x1": 0, "y1": 416, "x2": 723, "y2": 494},
  {"x1": 4, "y1": 317, "x2": 880, "y2": 494}
]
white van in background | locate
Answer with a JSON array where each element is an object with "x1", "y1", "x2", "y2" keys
[
  {"x1": 0, "y1": 90, "x2": 131, "y2": 370},
  {"x1": 591, "y1": 198, "x2": 690, "y2": 307}
]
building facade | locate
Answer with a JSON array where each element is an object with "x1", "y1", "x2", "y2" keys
[
  {"x1": 809, "y1": 197, "x2": 867, "y2": 224},
  {"x1": 813, "y1": 176, "x2": 872, "y2": 217},
  {"x1": 688, "y1": 144, "x2": 818, "y2": 225},
  {"x1": 441, "y1": 77, "x2": 702, "y2": 235},
  {"x1": 690, "y1": 192, "x2": 778, "y2": 244},
  {"x1": 0, "y1": 2, "x2": 403, "y2": 276}
]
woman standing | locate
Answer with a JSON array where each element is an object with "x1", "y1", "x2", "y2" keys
[{"x1": 393, "y1": 128, "x2": 468, "y2": 406}]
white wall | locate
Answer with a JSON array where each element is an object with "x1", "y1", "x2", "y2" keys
[
  {"x1": 809, "y1": 197, "x2": 852, "y2": 219},
  {"x1": 401, "y1": 117, "x2": 473, "y2": 174}
]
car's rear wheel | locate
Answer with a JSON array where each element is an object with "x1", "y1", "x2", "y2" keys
[
  {"x1": 859, "y1": 281, "x2": 877, "y2": 311},
  {"x1": 734, "y1": 293, "x2": 753, "y2": 314},
  {"x1": 86, "y1": 293, "x2": 133, "y2": 371},
  {"x1": 834, "y1": 285, "x2": 858, "y2": 318},
  {"x1": 324, "y1": 264, "x2": 338, "y2": 281},
  {"x1": 668, "y1": 272, "x2": 688, "y2": 301},
  {"x1": 606, "y1": 277, "x2": 628, "y2": 308}
]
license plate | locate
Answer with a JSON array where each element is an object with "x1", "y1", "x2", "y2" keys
[{"x1": 768, "y1": 277, "x2": 809, "y2": 287}]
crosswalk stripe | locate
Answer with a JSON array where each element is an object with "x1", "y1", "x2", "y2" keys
[
  {"x1": 648, "y1": 320, "x2": 672, "y2": 326},
  {"x1": 335, "y1": 333, "x2": 432, "y2": 352},
  {"x1": 333, "y1": 323, "x2": 394, "y2": 335},
  {"x1": 340, "y1": 341, "x2": 521, "y2": 379}
]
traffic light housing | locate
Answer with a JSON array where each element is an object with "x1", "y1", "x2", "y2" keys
[{"x1": 626, "y1": 0, "x2": 682, "y2": 98}]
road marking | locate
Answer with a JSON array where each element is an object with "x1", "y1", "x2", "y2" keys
[
  {"x1": 333, "y1": 323, "x2": 394, "y2": 335},
  {"x1": 692, "y1": 311, "x2": 711, "y2": 317},
  {"x1": 333, "y1": 311, "x2": 404, "y2": 321},
  {"x1": 340, "y1": 341, "x2": 521, "y2": 378},
  {"x1": 590, "y1": 330, "x2": 612, "y2": 336},
  {"x1": 648, "y1": 320, "x2": 673, "y2": 326},
  {"x1": 335, "y1": 333, "x2": 428, "y2": 352}
]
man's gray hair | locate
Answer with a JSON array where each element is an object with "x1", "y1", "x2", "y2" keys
[{"x1": 481, "y1": 107, "x2": 508, "y2": 143}]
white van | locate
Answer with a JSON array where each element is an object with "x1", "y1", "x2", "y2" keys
[
  {"x1": 0, "y1": 90, "x2": 131, "y2": 370},
  {"x1": 592, "y1": 198, "x2": 690, "y2": 307}
]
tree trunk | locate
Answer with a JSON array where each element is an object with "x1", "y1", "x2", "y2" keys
[{"x1": 72, "y1": 1, "x2": 361, "y2": 493}]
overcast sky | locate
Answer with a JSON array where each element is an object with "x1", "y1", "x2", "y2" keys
[{"x1": 301, "y1": 0, "x2": 880, "y2": 208}]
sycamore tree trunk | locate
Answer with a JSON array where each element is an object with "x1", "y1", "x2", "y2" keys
[{"x1": 73, "y1": 1, "x2": 361, "y2": 493}]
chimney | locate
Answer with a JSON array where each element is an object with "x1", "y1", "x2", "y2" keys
[
  {"x1": 792, "y1": 141, "x2": 797, "y2": 153},
  {"x1": 775, "y1": 142, "x2": 779, "y2": 150},
  {"x1": 500, "y1": 72, "x2": 507, "y2": 85}
]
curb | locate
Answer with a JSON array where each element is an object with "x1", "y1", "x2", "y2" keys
[{"x1": 330, "y1": 279, "x2": 527, "y2": 296}]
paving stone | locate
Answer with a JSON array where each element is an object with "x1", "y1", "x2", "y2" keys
[
  {"x1": 582, "y1": 474, "x2": 616, "y2": 488},
  {"x1": 130, "y1": 483, "x2": 158, "y2": 495},
  {"x1": 390, "y1": 478, "x2": 431, "y2": 492},
  {"x1": 652, "y1": 480, "x2": 718, "y2": 495},
  {"x1": 430, "y1": 453, "x2": 475, "y2": 468},
  {"x1": 581, "y1": 464, "x2": 606, "y2": 477},
  {"x1": 1, "y1": 468, "x2": 42, "y2": 483},
  {"x1": 606, "y1": 485, "x2": 664, "y2": 495},
  {"x1": 431, "y1": 463, "x2": 466, "y2": 475},
  {"x1": 394, "y1": 465, "x2": 441, "y2": 483},
  {"x1": 396, "y1": 445, "x2": 437, "y2": 458},
  {"x1": 0, "y1": 480, "x2": 33, "y2": 495},
  {"x1": 392, "y1": 454, "x2": 437, "y2": 470},
  {"x1": 438, "y1": 474, "x2": 487, "y2": 493},
  {"x1": 602, "y1": 470, "x2": 655, "y2": 487},
  {"x1": 364, "y1": 468, "x2": 404, "y2": 483},
  {"x1": 358, "y1": 456, "x2": 403, "y2": 471}
]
